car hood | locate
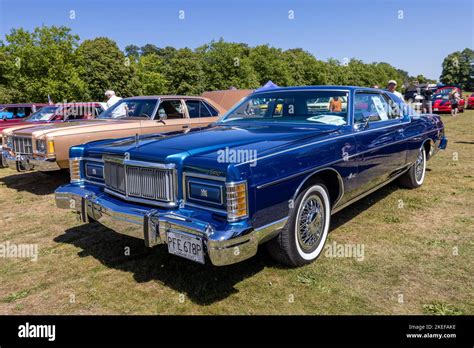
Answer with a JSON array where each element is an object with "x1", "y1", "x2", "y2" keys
[
  {"x1": 12, "y1": 119, "x2": 142, "y2": 138},
  {"x1": 84, "y1": 123, "x2": 341, "y2": 167}
]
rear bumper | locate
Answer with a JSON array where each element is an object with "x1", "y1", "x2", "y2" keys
[
  {"x1": 55, "y1": 183, "x2": 283, "y2": 266},
  {"x1": 2, "y1": 150, "x2": 60, "y2": 171}
]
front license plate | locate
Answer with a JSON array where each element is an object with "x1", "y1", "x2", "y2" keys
[
  {"x1": 433, "y1": 108, "x2": 438, "y2": 111},
  {"x1": 167, "y1": 231, "x2": 205, "y2": 264}
]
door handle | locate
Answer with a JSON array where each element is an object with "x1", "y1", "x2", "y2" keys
[{"x1": 182, "y1": 125, "x2": 189, "y2": 129}]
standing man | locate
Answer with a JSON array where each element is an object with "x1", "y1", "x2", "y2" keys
[
  {"x1": 449, "y1": 89, "x2": 462, "y2": 116},
  {"x1": 105, "y1": 90, "x2": 122, "y2": 109},
  {"x1": 422, "y1": 85, "x2": 433, "y2": 114},
  {"x1": 386, "y1": 80, "x2": 404, "y2": 101}
]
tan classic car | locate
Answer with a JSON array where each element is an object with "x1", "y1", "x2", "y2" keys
[{"x1": 2, "y1": 94, "x2": 241, "y2": 172}]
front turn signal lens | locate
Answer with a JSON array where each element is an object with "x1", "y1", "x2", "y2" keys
[
  {"x1": 69, "y1": 158, "x2": 82, "y2": 183},
  {"x1": 226, "y1": 181, "x2": 248, "y2": 221},
  {"x1": 47, "y1": 140, "x2": 55, "y2": 154}
]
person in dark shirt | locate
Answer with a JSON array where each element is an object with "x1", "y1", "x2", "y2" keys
[{"x1": 422, "y1": 86, "x2": 433, "y2": 113}]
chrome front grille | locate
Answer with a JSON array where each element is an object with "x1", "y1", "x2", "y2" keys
[
  {"x1": 13, "y1": 136, "x2": 33, "y2": 154},
  {"x1": 104, "y1": 161, "x2": 126, "y2": 194},
  {"x1": 104, "y1": 158, "x2": 177, "y2": 204}
]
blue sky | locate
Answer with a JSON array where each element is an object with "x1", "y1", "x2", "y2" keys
[{"x1": 0, "y1": 0, "x2": 472, "y2": 80}]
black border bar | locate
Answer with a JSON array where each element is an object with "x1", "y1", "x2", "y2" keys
[{"x1": 0, "y1": 315, "x2": 472, "y2": 346}]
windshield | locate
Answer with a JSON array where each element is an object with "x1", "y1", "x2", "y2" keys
[
  {"x1": 26, "y1": 106, "x2": 58, "y2": 121},
  {"x1": 98, "y1": 99, "x2": 158, "y2": 119},
  {"x1": 220, "y1": 90, "x2": 349, "y2": 126}
]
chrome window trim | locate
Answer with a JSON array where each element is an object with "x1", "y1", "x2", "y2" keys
[
  {"x1": 186, "y1": 178, "x2": 224, "y2": 206},
  {"x1": 220, "y1": 88, "x2": 351, "y2": 124},
  {"x1": 202, "y1": 101, "x2": 219, "y2": 117},
  {"x1": 153, "y1": 98, "x2": 187, "y2": 120},
  {"x1": 252, "y1": 88, "x2": 351, "y2": 95},
  {"x1": 352, "y1": 89, "x2": 410, "y2": 127},
  {"x1": 150, "y1": 98, "x2": 161, "y2": 120}
]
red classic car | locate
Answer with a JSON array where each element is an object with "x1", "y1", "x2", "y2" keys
[
  {"x1": 0, "y1": 102, "x2": 106, "y2": 167},
  {"x1": 431, "y1": 86, "x2": 465, "y2": 113},
  {"x1": 0, "y1": 103, "x2": 49, "y2": 125},
  {"x1": 466, "y1": 93, "x2": 474, "y2": 109},
  {"x1": 0, "y1": 102, "x2": 106, "y2": 133}
]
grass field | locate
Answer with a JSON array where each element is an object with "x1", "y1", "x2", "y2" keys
[{"x1": 0, "y1": 110, "x2": 472, "y2": 315}]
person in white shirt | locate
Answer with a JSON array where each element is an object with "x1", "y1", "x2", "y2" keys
[
  {"x1": 104, "y1": 90, "x2": 126, "y2": 118},
  {"x1": 386, "y1": 80, "x2": 404, "y2": 101},
  {"x1": 105, "y1": 90, "x2": 122, "y2": 108}
]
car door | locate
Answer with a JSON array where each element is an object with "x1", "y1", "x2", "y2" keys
[{"x1": 352, "y1": 91, "x2": 407, "y2": 195}]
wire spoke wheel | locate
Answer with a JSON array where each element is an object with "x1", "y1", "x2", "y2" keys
[
  {"x1": 415, "y1": 149, "x2": 425, "y2": 183},
  {"x1": 297, "y1": 195, "x2": 325, "y2": 253}
]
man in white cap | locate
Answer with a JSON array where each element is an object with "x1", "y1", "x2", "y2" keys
[
  {"x1": 105, "y1": 90, "x2": 122, "y2": 109},
  {"x1": 386, "y1": 80, "x2": 404, "y2": 101}
]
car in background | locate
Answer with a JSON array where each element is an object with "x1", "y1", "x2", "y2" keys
[
  {"x1": 431, "y1": 86, "x2": 465, "y2": 113},
  {"x1": 2, "y1": 93, "x2": 248, "y2": 172},
  {"x1": 404, "y1": 84, "x2": 439, "y2": 103},
  {"x1": 54, "y1": 86, "x2": 447, "y2": 267},
  {"x1": 466, "y1": 93, "x2": 474, "y2": 109},
  {"x1": 0, "y1": 102, "x2": 106, "y2": 133},
  {"x1": 0, "y1": 103, "x2": 49, "y2": 125},
  {"x1": 0, "y1": 102, "x2": 106, "y2": 168}
]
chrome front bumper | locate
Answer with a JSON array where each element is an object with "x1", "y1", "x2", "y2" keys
[
  {"x1": 55, "y1": 184, "x2": 283, "y2": 266},
  {"x1": 2, "y1": 150, "x2": 60, "y2": 172}
]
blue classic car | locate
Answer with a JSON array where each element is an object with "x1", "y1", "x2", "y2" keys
[{"x1": 55, "y1": 86, "x2": 447, "y2": 267}]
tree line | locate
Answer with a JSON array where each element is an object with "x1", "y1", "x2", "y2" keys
[{"x1": 0, "y1": 26, "x2": 470, "y2": 104}]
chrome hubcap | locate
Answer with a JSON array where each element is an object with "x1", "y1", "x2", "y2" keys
[
  {"x1": 297, "y1": 196, "x2": 325, "y2": 253},
  {"x1": 415, "y1": 150, "x2": 424, "y2": 182}
]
